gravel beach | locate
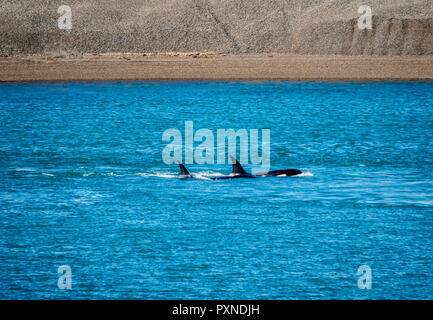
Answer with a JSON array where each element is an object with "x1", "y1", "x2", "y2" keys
[
  {"x1": 1, "y1": 53, "x2": 432, "y2": 81},
  {"x1": 0, "y1": 1, "x2": 432, "y2": 81}
]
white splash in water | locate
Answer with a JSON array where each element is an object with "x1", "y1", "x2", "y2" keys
[
  {"x1": 105, "y1": 172, "x2": 123, "y2": 176},
  {"x1": 41, "y1": 173, "x2": 54, "y2": 176},
  {"x1": 137, "y1": 172, "x2": 178, "y2": 178},
  {"x1": 137, "y1": 171, "x2": 225, "y2": 180},
  {"x1": 13, "y1": 167, "x2": 35, "y2": 172},
  {"x1": 294, "y1": 171, "x2": 314, "y2": 177}
]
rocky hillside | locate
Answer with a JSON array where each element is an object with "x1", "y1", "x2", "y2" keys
[{"x1": 1, "y1": 0, "x2": 432, "y2": 56}]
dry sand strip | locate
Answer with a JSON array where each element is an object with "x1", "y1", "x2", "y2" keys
[{"x1": 1, "y1": 54, "x2": 433, "y2": 82}]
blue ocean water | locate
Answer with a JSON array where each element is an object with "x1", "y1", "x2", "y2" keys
[{"x1": 0, "y1": 81, "x2": 432, "y2": 299}]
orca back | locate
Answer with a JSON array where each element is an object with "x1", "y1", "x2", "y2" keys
[
  {"x1": 177, "y1": 162, "x2": 191, "y2": 177},
  {"x1": 256, "y1": 169, "x2": 302, "y2": 177},
  {"x1": 230, "y1": 156, "x2": 249, "y2": 175}
]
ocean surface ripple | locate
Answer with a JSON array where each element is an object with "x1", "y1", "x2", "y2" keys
[{"x1": 0, "y1": 81, "x2": 432, "y2": 299}]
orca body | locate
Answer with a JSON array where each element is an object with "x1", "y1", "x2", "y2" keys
[
  {"x1": 177, "y1": 156, "x2": 255, "y2": 180},
  {"x1": 210, "y1": 157, "x2": 255, "y2": 180},
  {"x1": 177, "y1": 161, "x2": 192, "y2": 179},
  {"x1": 255, "y1": 169, "x2": 302, "y2": 177},
  {"x1": 176, "y1": 156, "x2": 302, "y2": 179}
]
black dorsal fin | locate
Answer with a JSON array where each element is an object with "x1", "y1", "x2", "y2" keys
[
  {"x1": 177, "y1": 161, "x2": 191, "y2": 176},
  {"x1": 230, "y1": 156, "x2": 248, "y2": 175}
]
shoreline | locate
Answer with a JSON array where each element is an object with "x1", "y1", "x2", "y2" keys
[{"x1": 1, "y1": 54, "x2": 433, "y2": 82}]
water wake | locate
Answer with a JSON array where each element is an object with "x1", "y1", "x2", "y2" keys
[{"x1": 295, "y1": 171, "x2": 314, "y2": 177}]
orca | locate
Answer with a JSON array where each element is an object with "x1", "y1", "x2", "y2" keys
[
  {"x1": 254, "y1": 169, "x2": 302, "y2": 177},
  {"x1": 177, "y1": 161, "x2": 192, "y2": 178},
  {"x1": 177, "y1": 156, "x2": 302, "y2": 179},
  {"x1": 234, "y1": 156, "x2": 302, "y2": 177},
  {"x1": 177, "y1": 156, "x2": 255, "y2": 180},
  {"x1": 214, "y1": 156, "x2": 255, "y2": 179}
]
